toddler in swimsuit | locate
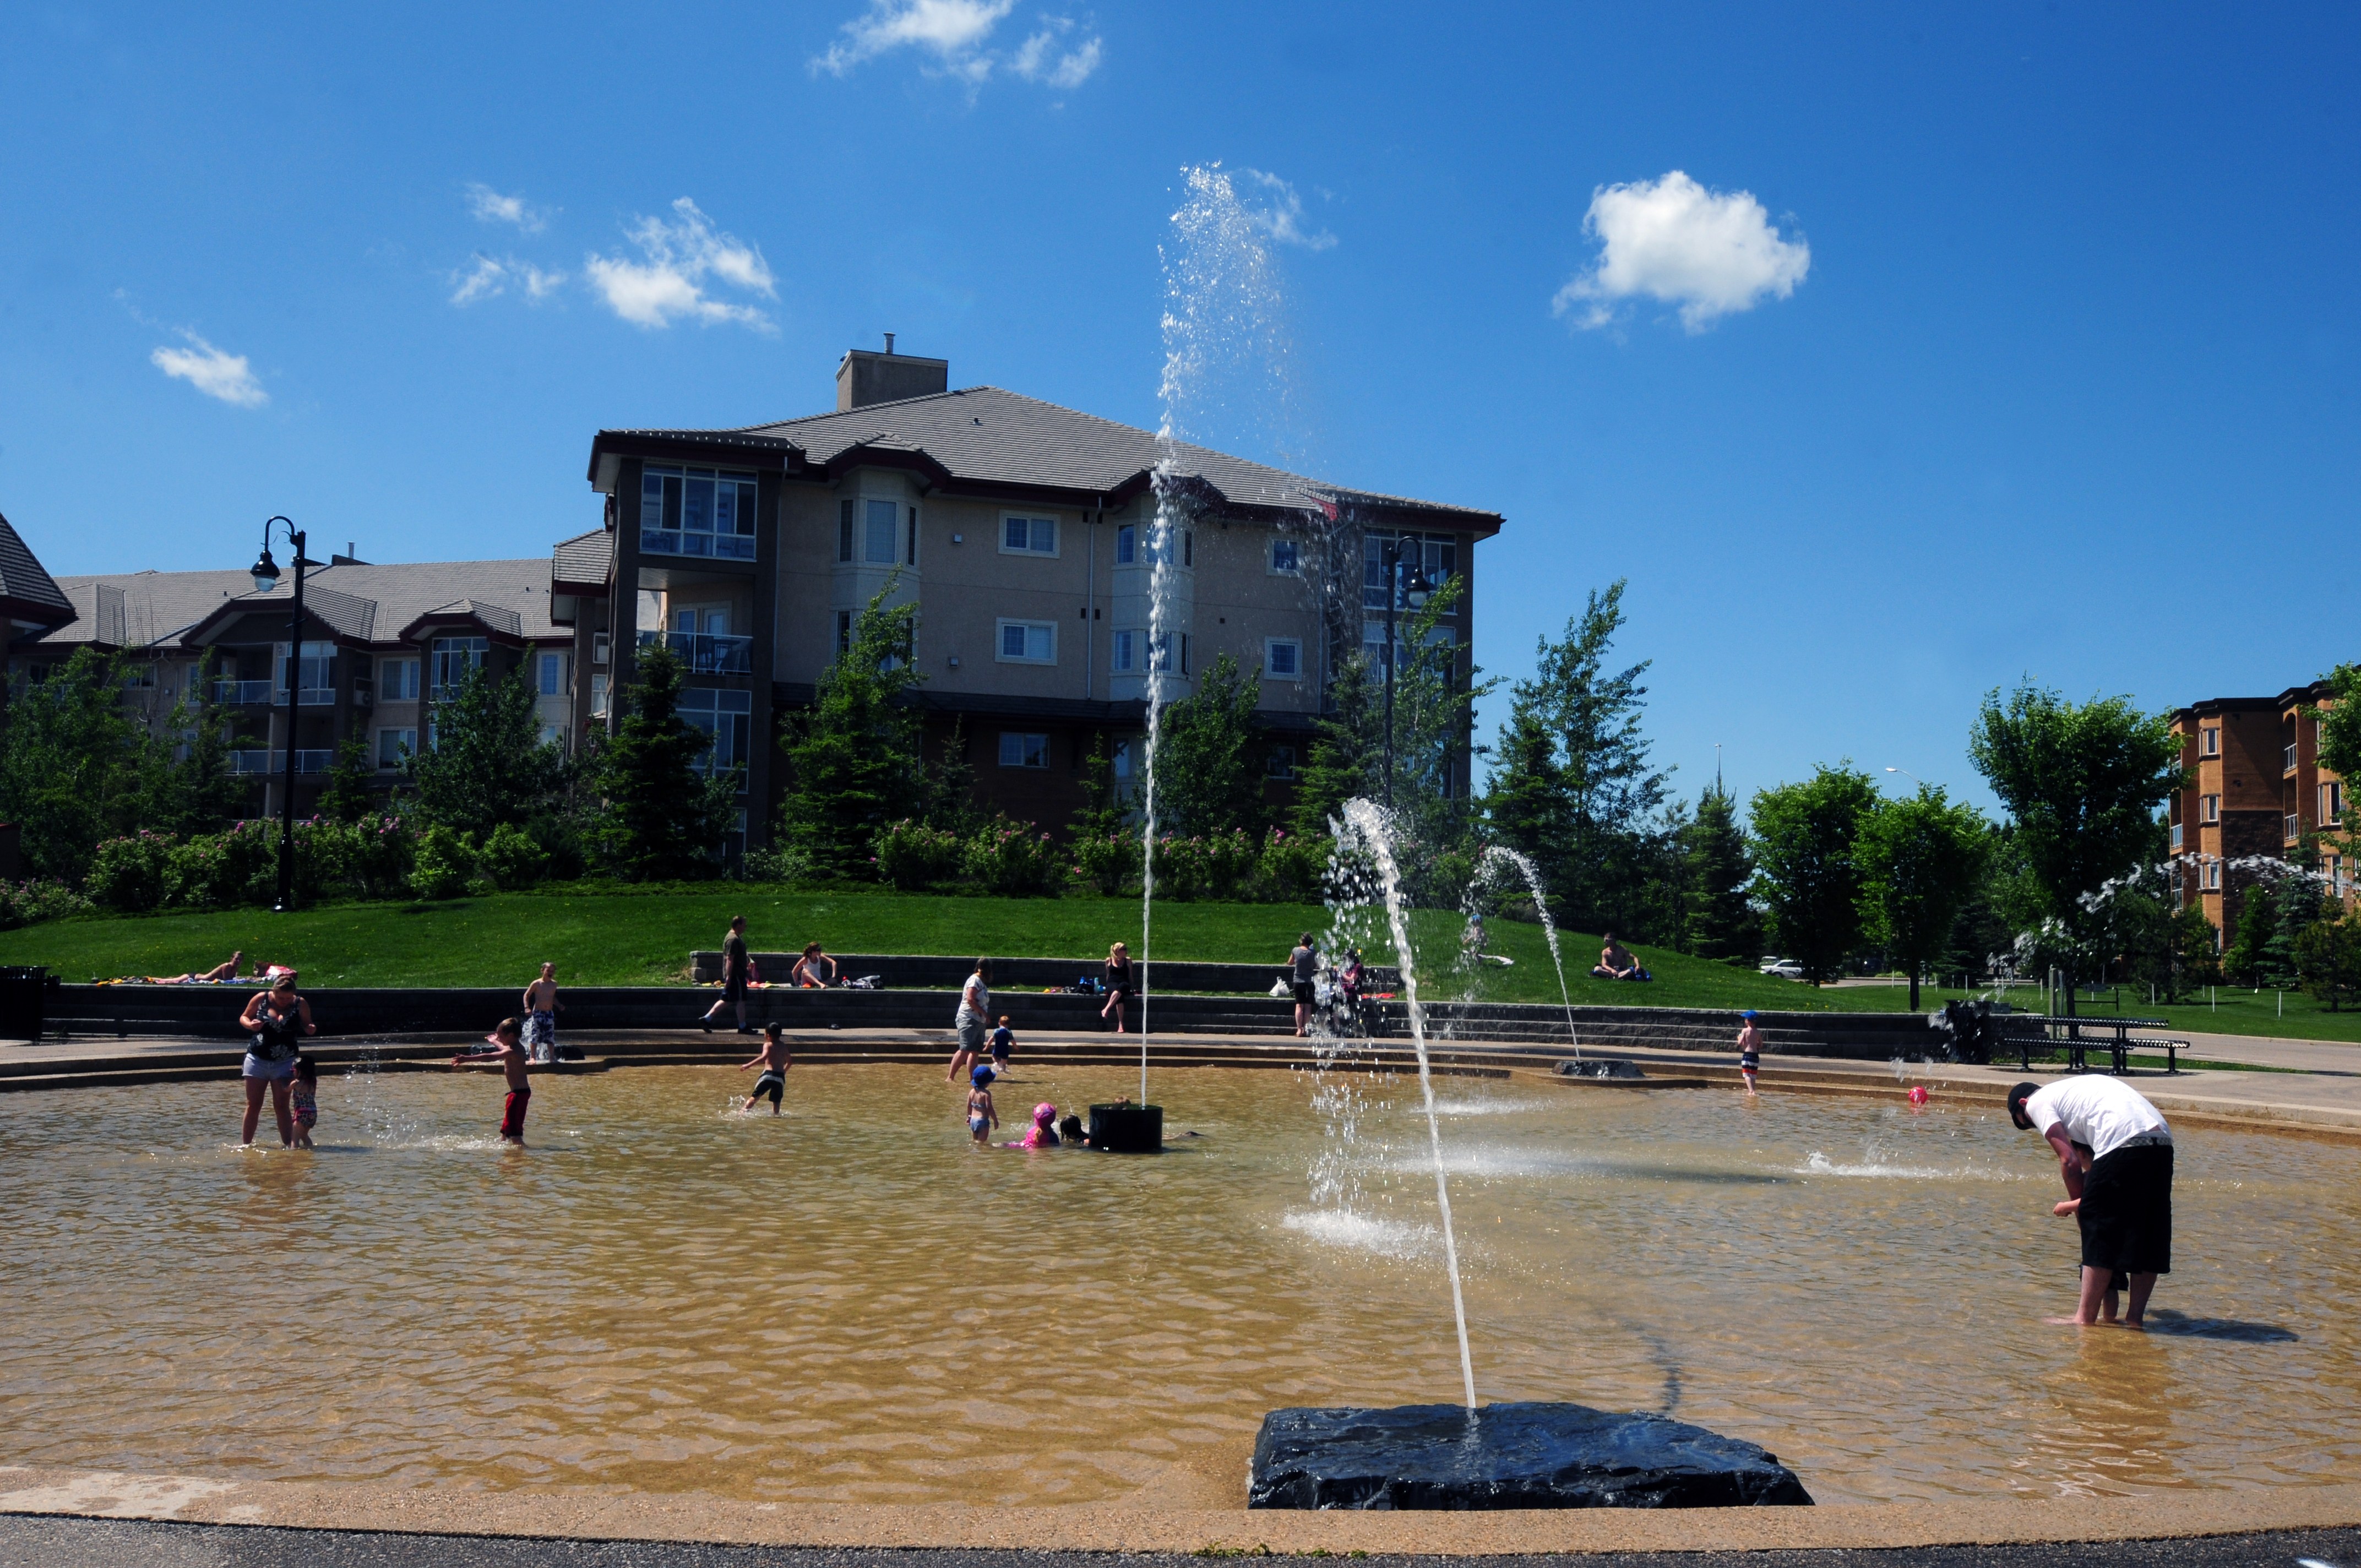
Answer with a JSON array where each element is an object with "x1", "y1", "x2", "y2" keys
[
  {"x1": 967, "y1": 1065, "x2": 998, "y2": 1146},
  {"x1": 290, "y1": 1054, "x2": 319, "y2": 1148}
]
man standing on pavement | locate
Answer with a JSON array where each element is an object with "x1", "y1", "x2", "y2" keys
[
  {"x1": 701, "y1": 916, "x2": 753, "y2": 1035},
  {"x1": 2008, "y1": 1076, "x2": 2174, "y2": 1327}
]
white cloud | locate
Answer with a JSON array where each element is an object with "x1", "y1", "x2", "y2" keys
[
  {"x1": 814, "y1": 0, "x2": 1099, "y2": 88},
  {"x1": 150, "y1": 332, "x2": 266, "y2": 407},
  {"x1": 1240, "y1": 168, "x2": 1336, "y2": 251},
  {"x1": 450, "y1": 253, "x2": 567, "y2": 306},
  {"x1": 1553, "y1": 170, "x2": 1809, "y2": 333},
  {"x1": 583, "y1": 199, "x2": 776, "y2": 329},
  {"x1": 465, "y1": 182, "x2": 549, "y2": 233}
]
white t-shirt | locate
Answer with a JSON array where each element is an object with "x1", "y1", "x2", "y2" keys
[{"x1": 2023, "y1": 1077, "x2": 2171, "y2": 1160}]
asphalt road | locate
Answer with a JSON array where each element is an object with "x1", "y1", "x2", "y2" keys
[{"x1": 2, "y1": 1518, "x2": 2356, "y2": 1568}]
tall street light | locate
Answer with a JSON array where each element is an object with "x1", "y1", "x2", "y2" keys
[
  {"x1": 1884, "y1": 766, "x2": 1923, "y2": 787},
  {"x1": 1380, "y1": 536, "x2": 1435, "y2": 809},
  {"x1": 248, "y1": 516, "x2": 313, "y2": 913}
]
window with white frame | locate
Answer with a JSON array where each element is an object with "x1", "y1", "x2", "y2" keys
[
  {"x1": 1116, "y1": 524, "x2": 1136, "y2": 564},
  {"x1": 590, "y1": 673, "x2": 610, "y2": 717},
  {"x1": 2326, "y1": 781, "x2": 2346, "y2": 824},
  {"x1": 1112, "y1": 739, "x2": 1133, "y2": 782},
  {"x1": 1265, "y1": 638, "x2": 1303, "y2": 679},
  {"x1": 997, "y1": 619, "x2": 1056, "y2": 665},
  {"x1": 123, "y1": 662, "x2": 156, "y2": 689},
  {"x1": 429, "y1": 636, "x2": 488, "y2": 699},
  {"x1": 1002, "y1": 514, "x2": 1058, "y2": 556},
  {"x1": 905, "y1": 505, "x2": 918, "y2": 565},
  {"x1": 1111, "y1": 629, "x2": 1139, "y2": 672},
  {"x1": 2202, "y1": 860, "x2": 2222, "y2": 889},
  {"x1": 278, "y1": 641, "x2": 334, "y2": 698},
  {"x1": 2200, "y1": 793, "x2": 2221, "y2": 824},
  {"x1": 1267, "y1": 744, "x2": 1297, "y2": 778},
  {"x1": 1269, "y1": 537, "x2": 1301, "y2": 575},
  {"x1": 538, "y1": 722, "x2": 567, "y2": 750},
  {"x1": 836, "y1": 498, "x2": 900, "y2": 564},
  {"x1": 641, "y1": 464, "x2": 758, "y2": 560},
  {"x1": 677, "y1": 687, "x2": 753, "y2": 791},
  {"x1": 379, "y1": 656, "x2": 420, "y2": 700},
  {"x1": 998, "y1": 731, "x2": 1049, "y2": 769},
  {"x1": 591, "y1": 633, "x2": 610, "y2": 667},
  {"x1": 377, "y1": 728, "x2": 417, "y2": 770},
  {"x1": 1364, "y1": 531, "x2": 1459, "y2": 610},
  {"x1": 2201, "y1": 726, "x2": 2219, "y2": 756},
  {"x1": 537, "y1": 651, "x2": 569, "y2": 696}
]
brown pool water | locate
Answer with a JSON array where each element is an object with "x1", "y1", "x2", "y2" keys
[{"x1": 1, "y1": 1063, "x2": 2355, "y2": 1507}]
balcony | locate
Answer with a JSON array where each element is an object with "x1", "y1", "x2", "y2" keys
[
  {"x1": 230, "y1": 749, "x2": 336, "y2": 776},
  {"x1": 638, "y1": 629, "x2": 752, "y2": 675},
  {"x1": 640, "y1": 527, "x2": 755, "y2": 562},
  {"x1": 2169, "y1": 823, "x2": 2183, "y2": 850},
  {"x1": 2286, "y1": 743, "x2": 2300, "y2": 774},
  {"x1": 211, "y1": 679, "x2": 275, "y2": 705},
  {"x1": 2287, "y1": 813, "x2": 2303, "y2": 842}
]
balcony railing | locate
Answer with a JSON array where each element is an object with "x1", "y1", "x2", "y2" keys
[
  {"x1": 212, "y1": 679, "x2": 275, "y2": 705},
  {"x1": 638, "y1": 629, "x2": 752, "y2": 674},
  {"x1": 640, "y1": 527, "x2": 755, "y2": 562},
  {"x1": 230, "y1": 749, "x2": 336, "y2": 776},
  {"x1": 2169, "y1": 823, "x2": 2183, "y2": 850}
]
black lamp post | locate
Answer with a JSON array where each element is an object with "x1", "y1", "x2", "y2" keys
[
  {"x1": 1380, "y1": 536, "x2": 1435, "y2": 808},
  {"x1": 248, "y1": 516, "x2": 312, "y2": 913}
]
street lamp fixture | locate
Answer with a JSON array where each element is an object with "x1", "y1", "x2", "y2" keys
[
  {"x1": 1884, "y1": 766, "x2": 1923, "y2": 787},
  {"x1": 1381, "y1": 538, "x2": 1438, "y2": 809},
  {"x1": 248, "y1": 516, "x2": 311, "y2": 913}
]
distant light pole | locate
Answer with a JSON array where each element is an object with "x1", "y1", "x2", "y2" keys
[
  {"x1": 1380, "y1": 537, "x2": 1435, "y2": 808},
  {"x1": 247, "y1": 516, "x2": 313, "y2": 913},
  {"x1": 1884, "y1": 766, "x2": 1923, "y2": 788}
]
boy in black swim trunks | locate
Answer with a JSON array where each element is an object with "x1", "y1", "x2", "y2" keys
[{"x1": 738, "y1": 1022, "x2": 792, "y2": 1115}]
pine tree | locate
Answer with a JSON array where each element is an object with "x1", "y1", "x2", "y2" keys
[
  {"x1": 585, "y1": 644, "x2": 737, "y2": 880},
  {"x1": 315, "y1": 735, "x2": 378, "y2": 824},
  {"x1": 1288, "y1": 653, "x2": 1380, "y2": 840},
  {"x1": 1680, "y1": 783, "x2": 1758, "y2": 961},
  {"x1": 2223, "y1": 881, "x2": 2278, "y2": 987},
  {"x1": 776, "y1": 579, "x2": 937, "y2": 877},
  {"x1": 404, "y1": 662, "x2": 568, "y2": 838},
  {"x1": 1155, "y1": 652, "x2": 1267, "y2": 839},
  {"x1": 1484, "y1": 704, "x2": 1573, "y2": 888}
]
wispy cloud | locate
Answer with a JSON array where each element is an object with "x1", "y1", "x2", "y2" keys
[
  {"x1": 150, "y1": 331, "x2": 267, "y2": 406},
  {"x1": 1553, "y1": 170, "x2": 1809, "y2": 333},
  {"x1": 813, "y1": 0, "x2": 1100, "y2": 89},
  {"x1": 1240, "y1": 169, "x2": 1336, "y2": 251},
  {"x1": 450, "y1": 253, "x2": 567, "y2": 306},
  {"x1": 583, "y1": 199, "x2": 776, "y2": 329},
  {"x1": 465, "y1": 182, "x2": 550, "y2": 233}
]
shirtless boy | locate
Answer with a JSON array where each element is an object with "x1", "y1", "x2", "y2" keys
[
  {"x1": 454, "y1": 1017, "x2": 534, "y2": 1144},
  {"x1": 739, "y1": 1022, "x2": 793, "y2": 1115},
  {"x1": 523, "y1": 963, "x2": 563, "y2": 1061}
]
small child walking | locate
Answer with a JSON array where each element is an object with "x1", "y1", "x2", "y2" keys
[
  {"x1": 966, "y1": 1064, "x2": 998, "y2": 1146},
  {"x1": 739, "y1": 1022, "x2": 792, "y2": 1115},
  {"x1": 1737, "y1": 1010, "x2": 1763, "y2": 1097},
  {"x1": 989, "y1": 1015, "x2": 1015, "y2": 1074},
  {"x1": 454, "y1": 1017, "x2": 533, "y2": 1144},
  {"x1": 289, "y1": 1054, "x2": 319, "y2": 1149}
]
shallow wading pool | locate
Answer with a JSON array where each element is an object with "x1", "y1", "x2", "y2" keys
[{"x1": 1, "y1": 1064, "x2": 2355, "y2": 1507}]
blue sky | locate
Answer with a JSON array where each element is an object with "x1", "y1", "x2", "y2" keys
[{"x1": 2, "y1": 1, "x2": 2355, "y2": 814}]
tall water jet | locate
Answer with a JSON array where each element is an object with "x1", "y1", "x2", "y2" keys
[
  {"x1": 1340, "y1": 796, "x2": 1476, "y2": 1409},
  {"x1": 1475, "y1": 845, "x2": 1580, "y2": 1057}
]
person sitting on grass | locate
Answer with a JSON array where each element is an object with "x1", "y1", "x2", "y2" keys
[
  {"x1": 1591, "y1": 934, "x2": 1651, "y2": 982},
  {"x1": 149, "y1": 951, "x2": 245, "y2": 984}
]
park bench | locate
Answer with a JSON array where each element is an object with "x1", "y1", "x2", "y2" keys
[{"x1": 1992, "y1": 1012, "x2": 2189, "y2": 1075}]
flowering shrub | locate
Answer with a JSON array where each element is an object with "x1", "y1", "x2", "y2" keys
[
  {"x1": 88, "y1": 831, "x2": 177, "y2": 913},
  {"x1": 873, "y1": 819, "x2": 963, "y2": 891},
  {"x1": 961, "y1": 816, "x2": 1064, "y2": 897},
  {"x1": 409, "y1": 825, "x2": 476, "y2": 900},
  {"x1": 346, "y1": 816, "x2": 415, "y2": 900},
  {"x1": 1070, "y1": 831, "x2": 1136, "y2": 896},
  {"x1": 1254, "y1": 828, "x2": 1329, "y2": 904},
  {"x1": 0, "y1": 878, "x2": 95, "y2": 930},
  {"x1": 1150, "y1": 830, "x2": 1260, "y2": 901}
]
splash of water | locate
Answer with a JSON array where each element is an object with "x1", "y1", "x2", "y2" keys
[
  {"x1": 1472, "y1": 845, "x2": 1579, "y2": 1058},
  {"x1": 1341, "y1": 796, "x2": 1477, "y2": 1410}
]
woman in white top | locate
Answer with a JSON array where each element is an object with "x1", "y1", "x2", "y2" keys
[{"x1": 946, "y1": 958, "x2": 992, "y2": 1083}]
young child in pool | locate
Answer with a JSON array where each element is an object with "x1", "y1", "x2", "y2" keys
[
  {"x1": 738, "y1": 1022, "x2": 792, "y2": 1115},
  {"x1": 989, "y1": 1016, "x2": 1015, "y2": 1074},
  {"x1": 453, "y1": 1017, "x2": 533, "y2": 1145},
  {"x1": 289, "y1": 1054, "x2": 319, "y2": 1148},
  {"x1": 1736, "y1": 1011, "x2": 1763, "y2": 1097},
  {"x1": 966, "y1": 1066, "x2": 998, "y2": 1146}
]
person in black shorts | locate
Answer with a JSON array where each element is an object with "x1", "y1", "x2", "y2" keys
[
  {"x1": 700, "y1": 915, "x2": 752, "y2": 1035},
  {"x1": 738, "y1": 1022, "x2": 791, "y2": 1115},
  {"x1": 1288, "y1": 932, "x2": 1319, "y2": 1038},
  {"x1": 2009, "y1": 1077, "x2": 2174, "y2": 1326}
]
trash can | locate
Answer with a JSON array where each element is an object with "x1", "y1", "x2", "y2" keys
[
  {"x1": 0, "y1": 965, "x2": 48, "y2": 1043},
  {"x1": 1088, "y1": 1102, "x2": 1164, "y2": 1153}
]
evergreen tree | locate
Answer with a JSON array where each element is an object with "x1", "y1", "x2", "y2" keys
[
  {"x1": 0, "y1": 647, "x2": 152, "y2": 879},
  {"x1": 1155, "y1": 652, "x2": 1267, "y2": 839},
  {"x1": 2223, "y1": 881, "x2": 2277, "y2": 987},
  {"x1": 1749, "y1": 764, "x2": 1879, "y2": 984},
  {"x1": 1680, "y1": 783, "x2": 1758, "y2": 961},
  {"x1": 585, "y1": 644, "x2": 738, "y2": 880},
  {"x1": 315, "y1": 734, "x2": 378, "y2": 825},
  {"x1": 2295, "y1": 908, "x2": 2361, "y2": 1010},
  {"x1": 776, "y1": 580, "x2": 938, "y2": 876},
  {"x1": 1485, "y1": 705, "x2": 1574, "y2": 886},
  {"x1": 137, "y1": 649, "x2": 253, "y2": 839},
  {"x1": 1855, "y1": 785, "x2": 1990, "y2": 1009},
  {"x1": 404, "y1": 662, "x2": 568, "y2": 839},
  {"x1": 1288, "y1": 653, "x2": 1380, "y2": 840}
]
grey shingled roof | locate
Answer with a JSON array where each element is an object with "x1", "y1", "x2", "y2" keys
[
  {"x1": 551, "y1": 527, "x2": 612, "y2": 588},
  {"x1": 37, "y1": 569, "x2": 259, "y2": 650},
  {"x1": 413, "y1": 597, "x2": 524, "y2": 638},
  {"x1": 614, "y1": 386, "x2": 1499, "y2": 524},
  {"x1": 0, "y1": 510, "x2": 77, "y2": 623},
  {"x1": 43, "y1": 558, "x2": 564, "y2": 651}
]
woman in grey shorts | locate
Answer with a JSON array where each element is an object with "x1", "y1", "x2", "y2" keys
[
  {"x1": 237, "y1": 971, "x2": 315, "y2": 1147},
  {"x1": 947, "y1": 958, "x2": 991, "y2": 1083}
]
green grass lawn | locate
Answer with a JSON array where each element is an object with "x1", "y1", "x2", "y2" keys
[{"x1": 4, "y1": 888, "x2": 2355, "y2": 1042}]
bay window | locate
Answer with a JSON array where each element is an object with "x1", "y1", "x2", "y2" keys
[{"x1": 641, "y1": 464, "x2": 758, "y2": 560}]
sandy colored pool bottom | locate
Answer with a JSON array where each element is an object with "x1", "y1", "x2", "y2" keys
[{"x1": 8, "y1": 1464, "x2": 2361, "y2": 1555}]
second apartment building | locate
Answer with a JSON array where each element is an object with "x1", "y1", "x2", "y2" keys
[{"x1": 2169, "y1": 680, "x2": 2348, "y2": 941}]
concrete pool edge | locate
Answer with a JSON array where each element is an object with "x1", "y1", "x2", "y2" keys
[{"x1": 7, "y1": 1467, "x2": 2361, "y2": 1555}]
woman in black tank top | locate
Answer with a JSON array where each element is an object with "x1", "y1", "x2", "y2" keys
[{"x1": 237, "y1": 973, "x2": 315, "y2": 1147}]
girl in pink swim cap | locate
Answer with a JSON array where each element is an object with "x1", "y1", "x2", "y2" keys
[{"x1": 1019, "y1": 1102, "x2": 1060, "y2": 1148}]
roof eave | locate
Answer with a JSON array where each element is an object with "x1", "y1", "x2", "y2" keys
[{"x1": 587, "y1": 429, "x2": 803, "y2": 490}]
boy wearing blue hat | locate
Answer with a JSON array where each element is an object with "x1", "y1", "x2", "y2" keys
[{"x1": 1737, "y1": 1011, "x2": 1763, "y2": 1096}]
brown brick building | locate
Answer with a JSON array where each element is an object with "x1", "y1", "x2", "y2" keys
[{"x1": 2169, "y1": 680, "x2": 2348, "y2": 944}]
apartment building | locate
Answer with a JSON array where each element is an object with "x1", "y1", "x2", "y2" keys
[
  {"x1": 577, "y1": 344, "x2": 1503, "y2": 846},
  {"x1": 2169, "y1": 682, "x2": 2349, "y2": 943},
  {"x1": 12, "y1": 554, "x2": 578, "y2": 820}
]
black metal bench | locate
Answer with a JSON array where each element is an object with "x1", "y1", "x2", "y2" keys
[{"x1": 1995, "y1": 1015, "x2": 2189, "y2": 1075}]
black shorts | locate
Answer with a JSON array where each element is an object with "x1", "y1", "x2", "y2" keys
[
  {"x1": 2080, "y1": 1142, "x2": 2173, "y2": 1276},
  {"x1": 725, "y1": 974, "x2": 748, "y2": 1002},
  {"x1": 752, "y1": 1071, "x2": 785, "y2": 1105},
  {"x1": 1291, "y1": 981, "x2": 1315, "y2": 1005}
]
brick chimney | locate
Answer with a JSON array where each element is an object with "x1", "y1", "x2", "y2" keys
[{"x1": 836, "y1": 334, "x2": 949, "y2": 411}]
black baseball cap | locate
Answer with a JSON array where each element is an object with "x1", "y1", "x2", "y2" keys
[{"x1": 2006, "y1": 1082, "x2": 2041, "y2": 1130}]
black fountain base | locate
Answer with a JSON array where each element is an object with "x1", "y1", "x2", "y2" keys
[
  {"x1": 1248, "y1": 1401, "x2": 1813, "y2": 1510},
  {"x1": 1087, "y1": 1102, "x2": 1163, "y2": 1152}
]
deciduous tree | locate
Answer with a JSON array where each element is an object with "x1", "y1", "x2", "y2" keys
[
  {"x1": 1749, "y1": 764, "x2": 1879, "y2": 984},
  {"x1": 1857, "y1": 786, "x2": 1990, "y2": 1010}
]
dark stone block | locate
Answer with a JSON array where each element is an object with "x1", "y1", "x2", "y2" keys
[
  {"x1": 1087, "y1": 1102, "x2": 1163, "y2": 1152},
  {"x1": 1248, "y1": 1401, "x2": 1813, "y2": 1510},
  {"x1": 1556, "y1": 1058, "x2": 1645, "y2": 1080}
]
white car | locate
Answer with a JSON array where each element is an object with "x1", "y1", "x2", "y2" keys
[{"x1": 1759, "y1": 958, "x2": 1806, "y2": 979}]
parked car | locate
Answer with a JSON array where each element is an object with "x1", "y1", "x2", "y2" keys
[{"x1": 1759, "y1": 958, "x2": 1806, "y2": 979}]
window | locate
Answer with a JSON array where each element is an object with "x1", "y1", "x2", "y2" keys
[
  {"x1": 2201, "y1": 726, "x2": 2219, "y2": 756},
  {"x1": 429, "y1": 636, "x2": 488, "y2": 699},
  {"x1": 1111, "y1": 629, "x2": 1139, "y2": 672},
  {"x1": 2203, "y1": 860, "x2": 2222, "y2": 890},
  {"x1": 376, "y1": 728, "x2": 416, "y2": 770},
  {"x1": 865, "y1": 499, "x2": 897, "y2": 564},
  {"x1": 836, "y1": 610, "x2": 853, "y2": 656},
  {"x1": 279, "y1": 641, "x2": 334, "y2": 698},
  {"x1": 537, "y1": 652, "x2": 569, "y2": 696},
  {"x1": 590, "y1": 673, "x2": 610, "y2": 717},
  {"x1": 1265, "y1": 638, "x2": 1302, "y2": 680},
  {"x1": 1180, "y1": 632, "x2": 1190, "y2": 676},
  {"x1": 2169, "y1": 823, "x2": 2183, "y2": 850},
  {"x1": 1002, "y1": 514, "x2": 1058, "y2": 556},
  {"x1": 839, "y1": 500, "x2": 855, "y2": 563},
  {"x1": 2200, "y1": 793, "x2": 2221, "y2": 824},
  {"x1": 378, "y1": 656, "x2": 420, "y2": 701},
  {"x1": 1112, "y1": 739, "x2": 1133, "y2": 781},
  {"x1": 1270, "y1": 537, "x2": 1301, "y2": 575},
  {"x1": 1117, "y1": 521, "x2": 1189, "y2": 567},
  {"x1": 1267, "y1": 744, "x2": 1297, "y2": 779},
  {"x1": 641, "y1": 464, "x2": 758, "y2": 560},
  {"x1": 538, "y1": 722, "x2": 567, "y2": 750},
  {"x1": 907, "y1": 505, "x2": 918, "y2": 566},
  {"x1": 591, "y1": 633, "x2": 610, "y2": 667},
  {"x1": 997, "y1": 619, "x2": 1057, "y2": 665},
  {"x1": 1116, "y1": 525, "x2": 1136, "y2": 564},
  {"x1": 998, "y1": 731, "x2": 1049, "y2": 769},
  {"x1": 677, "y1": 687, "x2": 753, "y2": 790},
  {"x1": 123, "y1": 663, "x2": 156, "y2": 689},
  {"x1": 2287, "y1": 813, "x2": 2303, "y2": 842},
  {"x1": 2326, "y1": 782, "x2": 2346, "y2": 825},
  {"x1": 1363, "y1": 531, "x2": 1459, "y2": 611}
]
